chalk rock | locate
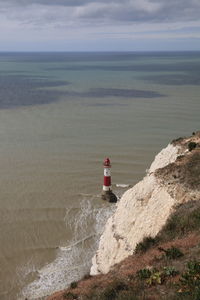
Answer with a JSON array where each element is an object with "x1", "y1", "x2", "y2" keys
[{"x1": 91, "y1": 132, "x2": 200, "y2": 275}]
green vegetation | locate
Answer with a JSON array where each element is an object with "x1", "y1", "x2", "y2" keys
[
  {"x1": 160, "y1": 202, "x2": 200, "y2": 241},
  {"x1": 188, "y1": 141, "x2": 197, "y2": 151},
  {"x1": 146, "y1": 270, "x2": 164, "y2": 286},
  {"x1": 177, "y1": 261, "x2": 200, "y2": 300},
  {"x1": 135, "y1": 236, "x2": 157, "y2": 254},
  {"x1": 86, "y1": 280, "x2": 129, "y2": 300},
  {"x1": 100, "y1": 281, "x2": 128, "y2": 300},
  {"x1": 63, "y1": 200, "x2": 200, "y2": 300},
  {"x1": 137, "y1": 266, "x2": 179, "y2": 286},
  {"x1": 134, "y1": 201, "x2": 200, "y2": 257},
  {"x1": 171, "y1": 137, "x2": 184, "y2": 144},
  {"x1": 136, "y1": 268, "x2": 151, "y2": 280},
  {"x1": 83, "y1": 273, "x2": 92, "y2": 280},
  {"x1": 158, "y1": 246, "x2": 184, "y2": 260},
  {"x1": 82, "y1": 264, "x2": 181, "y2": 299},
  {"x1": 163, "y1": 266, "x2": 179, "y2": 277},
  {"x1": 79, "y1": 259, "x2": 200, "y2": 300},
  {"x1": 63, "y1": 291, "x2": 78, "y2": 299},
  {"x1": 70, "y1": 281, "x2": 78, "y2": 289}
]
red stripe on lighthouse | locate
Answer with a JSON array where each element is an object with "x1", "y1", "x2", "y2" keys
[{"x1": 104, "y1": 176, "x2": 111, "y2": 187}]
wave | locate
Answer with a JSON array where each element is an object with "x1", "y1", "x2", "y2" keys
[
  {"x1": 59, "y1": 234, "x2": 96, "y2": 252},
  {"x1": 21, "y1": 198, "x2": 116, "y2": 300},
  {"x1": 115, "y1": 183, "x2": 130, "y2": 188}
]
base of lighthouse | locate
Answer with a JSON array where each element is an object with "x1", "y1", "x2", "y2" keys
[{"x1": 102, "y1": 190, "x2": 117, "y2": 203}]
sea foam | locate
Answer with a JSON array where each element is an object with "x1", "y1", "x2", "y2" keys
[{"x1": 22, "y1": 198, "x2": 116, "y2": 299}]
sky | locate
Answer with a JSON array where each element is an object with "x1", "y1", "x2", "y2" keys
[{"x1": 0, "y1": 0, "x2": 200, "y2": 51}]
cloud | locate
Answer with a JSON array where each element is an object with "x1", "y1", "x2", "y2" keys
[
  {"x1": 1, "y1": 0, "x2": 89, "y2": 6},
  {"x1": 1, "y1": 0, "x2": 200, "y2": 25},
  {"x1": 75, "y1": 0, "x2": 200, "y2": 23},
  {"x1": 0, "y1": 0, "x2": 199, "y2": 51}
]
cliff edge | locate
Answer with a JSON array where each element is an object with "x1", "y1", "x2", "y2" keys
[
  {"x1": 47, "y1": 132, "x2": 200, "y2": 300},
  {"x1": 90, "y1": 132, "x2": 200, "y2": 276}
]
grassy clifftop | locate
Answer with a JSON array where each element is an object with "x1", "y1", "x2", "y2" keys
[
  {"x1": 47, "y1": 134, "x2": 200, "y2": 300},
  {"x1": 47, "y1": 193, "x2": 200, "y2": 300}
]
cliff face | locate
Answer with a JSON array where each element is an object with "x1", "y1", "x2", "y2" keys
[{"x1": 91, "y1": 132, "x2": 200, "y2": 275}]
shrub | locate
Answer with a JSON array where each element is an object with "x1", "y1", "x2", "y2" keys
[
  {"x1": 135, "y1": 236, "x2": 157, "y2": 254},
  {"x1": 172, "y1": 137, "x2": 184, "y2": 145},
  {"x1": 70, "y1": 281, "x2": 78, "y2": 289},
  {"x1": 189, "y1": 209, "x2": 200, "y2": 229},
  {"x1": 137, "y1": 268, "x2": 151, "y2": 280},
  {"x1": 177, "y1": 155, "x2": 185, "y2": 161},
  {"x1": 158, "y1": 202, "x2": 200, "y2": 242},
  {"x1": 158, "y1": 246, "x2": 184, "y2": 260},
  {"x1": 163, "y1": 266, "x2": 179, "y2": 277},
  {"x1": 82, "y1": 273, "x2": 92, "y2": 280},
  {"x1": 188, "y1": 142, "x2": 197, "y2": 151},
  {"x1": 83, "y1": 280, "x2": 129, "y2": 300},
  {"x1": 187, "y1": 260, "x2": 200, "y2": 274},
  {"x1": 103, "y1": 280, "x2": 129, "y2": 300},
  {"x1": 146, "y1": 270, "x2": 164, "y2": 286},
  {"x1": 178, "y1": 261, "x2": 200, "y2": 299},
  {"x1": 63, "y1": 291, "x2": 78, "y2": 299}
]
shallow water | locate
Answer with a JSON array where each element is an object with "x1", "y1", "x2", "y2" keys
[{"x1": 0, "y1": 52, "x2": 199, "y2": 299}]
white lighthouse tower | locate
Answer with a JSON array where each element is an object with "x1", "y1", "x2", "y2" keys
[{"x1": 102, "y1": 158, "x2": 117, "y2": 203}]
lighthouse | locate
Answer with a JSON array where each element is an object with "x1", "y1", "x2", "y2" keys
[{"x1": 102, "y1": 158, "x2": 117, "y2": 203}]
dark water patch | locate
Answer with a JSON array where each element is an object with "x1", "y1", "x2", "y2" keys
[
  {"x1": 45, "y1": 61, "x2": 200, "y2": 73},
  {"x1": 66, "y1": 88, "x2": 164, "y2": 98},
  {"x1": 0, "y1": 75, "x2": 70, "y2": 88},
  {"x1": 0, "y1": 75, "x2": 164, "y2": 110},
  {"x1": 0, "y1": 74, "x2": 163, "y2": 109},
  {"x1": 0, "y1": 75, "x2": 70, "y2": 109},
  {"x1": 142, "y1": 72, "x2": 200, "y2": 86},
  {"x1": 0, "y1": 52, "x2": 146, "y2": 63},
  {"x1": 0, "y1": 72, "x2": 54, "y2": 80},
  {"x1": 88, "y1": 102, "x2": 128, "y2": 107},
  {"x1": 0, "y1": 51, "x2": 200, "y2": 64}
]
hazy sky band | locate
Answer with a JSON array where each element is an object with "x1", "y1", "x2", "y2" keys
[{"x1": 0, "y1": 0, "x2": 200, "y2": 51}]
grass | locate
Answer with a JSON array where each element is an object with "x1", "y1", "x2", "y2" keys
[
  {"x1": 135, "y1": 202, "x2": 200, "y2": 255},
  {"x1": 115, "y1": 291, "x2": 139, "y2": 300},
  {"x1": 63, "y1": 291, "x2": 78, "y2": 299},
  {"x1": 163, "y1": 266, "x2": 179, "y2": 277},
  {"x1": 83, "y1": 264, "x2": 181, "y2": 299},
  {"x1": 137, "y1": 266, "x2": 179, "y2": 286},
  {"x1": 60, "y1": 200, "x2": 200, "y2": 300},
  {"x1": 70, "y1": 281, "x2": 78, "y2": 289},
  {"x1": 85, "y1": 280, "x2": 129, "y2": 300},
  {"x1": 134, "y1": 201, "x2": 200, "y2": 256},
  {"x1": 158, "y1": 246, "x2": 184, "y2": 260},
  {"x1": 160, "y1": 202, "x2": 200, "y2": 241},
  {"x1": 175, "y1": 261, "x2": 200, "y2": 300},
  {"x1": 103, "y1": 280, "x2": 129, "y2": 298},
  {"x1": 136, "y1": 268, "x2": 152, "y2": 280},
  {"x1": 135, "y1": 236, "x2": 157, "y2": 254}
]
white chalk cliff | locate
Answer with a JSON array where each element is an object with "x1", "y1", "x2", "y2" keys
[{"x1": 91, "y1": 132, "x2": 200, "y2": 275}]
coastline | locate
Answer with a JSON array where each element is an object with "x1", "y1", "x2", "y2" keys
[{"x1": 46, "y1": 131, "x2": 200, "y2": 300}]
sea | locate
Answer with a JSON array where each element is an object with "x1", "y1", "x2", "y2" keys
[{"x1": 0, "y1": 51, "x2": 199, "y2": 300}]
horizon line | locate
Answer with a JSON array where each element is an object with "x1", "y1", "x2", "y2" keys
[{"x1": 0, "y1": 50, "x2": 200, "y2": 53}]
